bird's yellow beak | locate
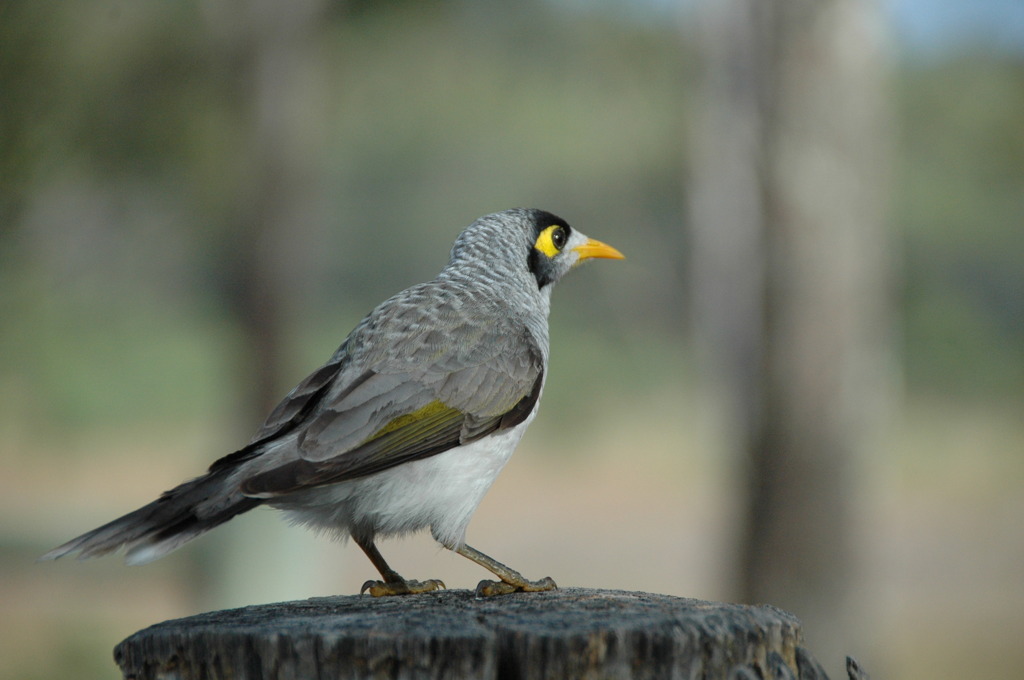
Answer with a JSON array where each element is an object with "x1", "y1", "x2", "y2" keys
[{"x1": 573, "y1": 238, "x2": 625, "y2": 262}]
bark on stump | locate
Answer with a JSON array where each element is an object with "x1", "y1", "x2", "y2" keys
[{"x1": 114, "y1": 588, "x2": 864, "y2": 680}]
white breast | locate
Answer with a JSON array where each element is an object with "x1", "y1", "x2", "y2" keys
[{"x1": 271, "y1": 415, "x2": 535, "y2": 550}]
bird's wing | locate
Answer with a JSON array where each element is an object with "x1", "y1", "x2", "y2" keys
[
  {"x1": 248, "y1": 352, "x2": 347, "y2": 446},
  {"x1": 239, "y1": 321, "x2": 544, "y2": 497}
]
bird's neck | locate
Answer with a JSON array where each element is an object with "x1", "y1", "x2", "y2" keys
[{"x1": 436, "y1": 264, "x2": 553, "y2": 358}]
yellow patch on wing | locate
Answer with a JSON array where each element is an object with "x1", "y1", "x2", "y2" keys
[{"x1": 369, "y1": 400, "x2": 459, "y2": 440}]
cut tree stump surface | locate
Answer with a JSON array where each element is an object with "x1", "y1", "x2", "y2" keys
[{"x1": 114, "y1": 588, "x2": 857, "y2": 680}]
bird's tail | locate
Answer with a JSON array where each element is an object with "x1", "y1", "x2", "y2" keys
[{"x1": 39, "y1": 468, "x2": 263, "y2": 565}]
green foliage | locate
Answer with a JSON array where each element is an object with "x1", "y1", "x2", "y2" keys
[{"x1": 897, "y1": 53, "x2": 1024, "y2": 395}]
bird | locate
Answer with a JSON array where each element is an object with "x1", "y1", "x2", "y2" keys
[{"x1": 41, "y1": 208, "x2": 624, "y2": 597}]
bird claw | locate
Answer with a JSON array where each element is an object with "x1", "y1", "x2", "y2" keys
[
  {"x1": 474, "y1": 576, "x2": 557, "y2": 597},
  {"x1": 360, "y1": 578, "x2": 446, "y2": 597}
]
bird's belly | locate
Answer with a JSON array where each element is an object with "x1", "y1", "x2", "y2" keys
[{"x1": 273, "y1": 419, "x2": 532, "y2": 548}]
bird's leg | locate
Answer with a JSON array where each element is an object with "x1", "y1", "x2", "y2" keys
[
  {"x1": 453, "y1": 543, "x2": 557, "y2": 597},
  {"x1": 355, "y1": 537, "x2": 445, "y2": 596}
]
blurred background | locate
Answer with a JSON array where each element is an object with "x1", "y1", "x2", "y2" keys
[{"x1": 2, "y1": 1, "x2": 1022, "y2": 678}]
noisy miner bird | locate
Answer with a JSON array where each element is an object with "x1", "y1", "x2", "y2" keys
[{"x1": 42, "y1": 208, "x2": 624, "y2": 596}]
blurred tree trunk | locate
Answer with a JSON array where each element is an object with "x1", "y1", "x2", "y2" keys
[
  {"x1": 688, "y1": 0, "x2": 892, "y2": 668},
  {"x1": 198, "y1": 0, "x2": 331, "y2": 608},
  {"x1": 205, "y1": 0, "x2": 329, "y2": 422}
]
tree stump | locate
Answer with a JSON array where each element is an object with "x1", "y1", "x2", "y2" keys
[{"x1": 114, "y1": 588, "x2": 865, "y2": 680}]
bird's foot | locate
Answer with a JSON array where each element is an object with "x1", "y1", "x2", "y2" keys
[
  {"x1": 360, "y1": 578, "x2": 446, "y2": 597},
  {"x1": 474, "y1": 575, "x2": 557, "y2": 597}
]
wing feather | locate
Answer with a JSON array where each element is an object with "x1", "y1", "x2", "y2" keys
[
  {"x1": 236, "y1": 282, "x2": 546, "y2": 498},
  {"x1": 248, "y1": 354, "x2": 349, "y2": 445},
  {"x1": 241, "y1": 332, "x2": 544, "y2": 497}
]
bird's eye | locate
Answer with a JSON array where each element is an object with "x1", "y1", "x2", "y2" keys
[
  {"x1": 551, "y1": 226, "x2": 567, "y2": 250},
  {"x1": 534, "y1": 224, "x2": 571, "y2": 258}
]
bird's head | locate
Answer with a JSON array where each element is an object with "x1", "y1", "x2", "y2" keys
[{"x1": 449, "y1": 208, "x2": 624, "y2": 290}]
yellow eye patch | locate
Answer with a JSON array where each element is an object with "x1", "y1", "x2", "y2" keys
[{"x1": 534, "y1": 225, "x2": 567, "y2": 258}]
